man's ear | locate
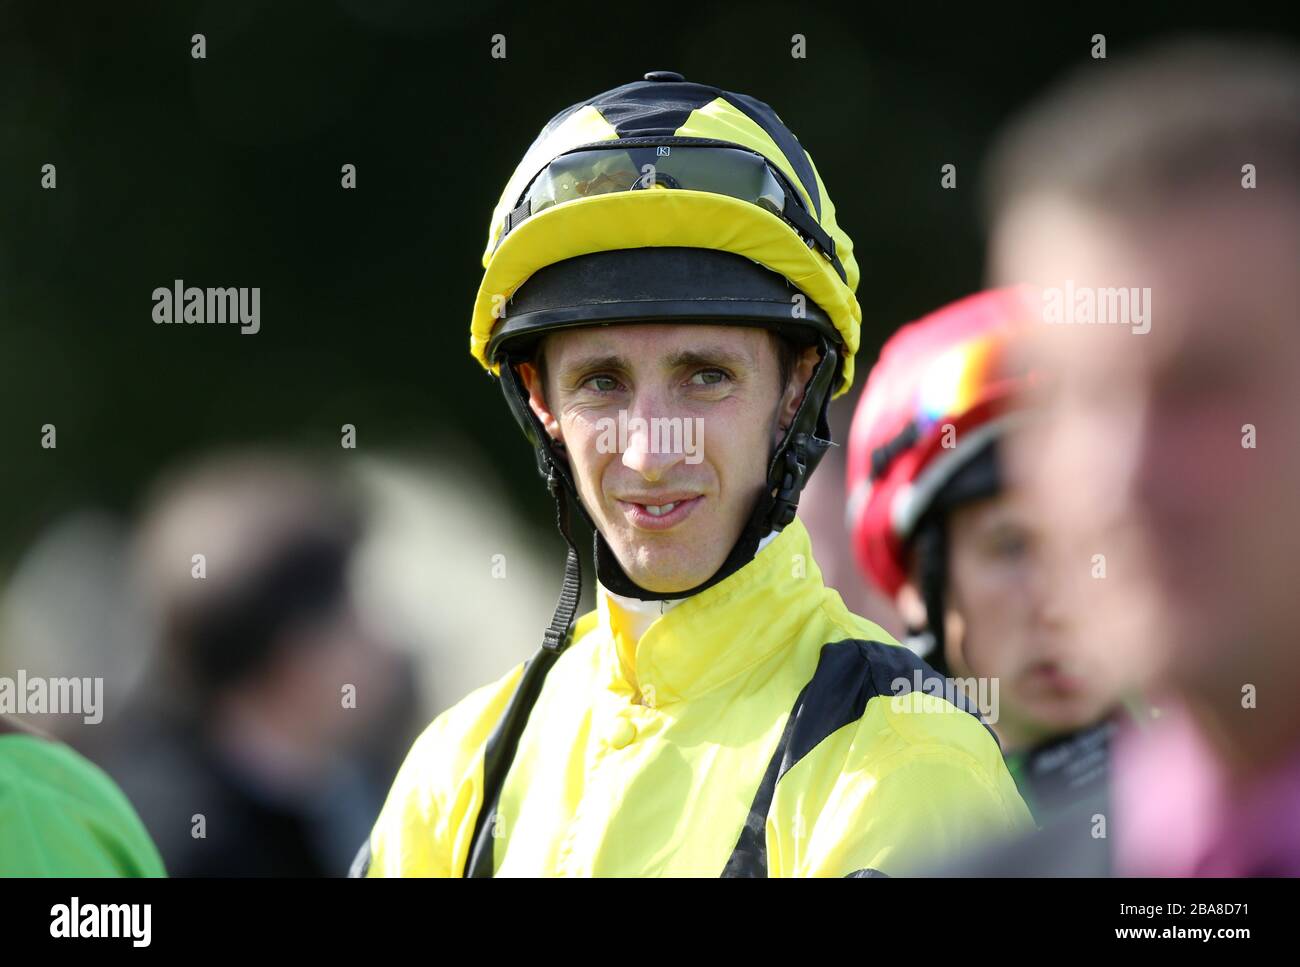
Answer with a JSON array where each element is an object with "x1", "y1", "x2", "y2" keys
[
  {"x1": 516, "y1": 362, "x2": 562, "y2": 443},
  {"x1": 899, "y1": 568, "x2": 967, "y2": 674},
  {"x1": 894, "y1": 580, "x2": 929, "y2": 630},
  {"x1": 776, "y1": 345, "x2": 821, "y2": 437}
]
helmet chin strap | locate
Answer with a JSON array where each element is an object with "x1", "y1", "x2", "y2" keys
[{"x1": 499, "y1": 336, "x2": 841, "y2": 604}]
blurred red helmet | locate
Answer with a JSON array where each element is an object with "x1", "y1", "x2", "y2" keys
[{"x1": 846, "y1": 287, "x2": 1037, "y2": 597}]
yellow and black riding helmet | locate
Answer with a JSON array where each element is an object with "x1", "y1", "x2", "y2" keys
[{"x1": 464, "y1": 71, "x2": 862, "y2": 874}]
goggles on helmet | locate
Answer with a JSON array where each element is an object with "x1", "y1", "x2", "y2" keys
[{"x1": 495, "y1": 139, "x2": 845, "y2": 282}]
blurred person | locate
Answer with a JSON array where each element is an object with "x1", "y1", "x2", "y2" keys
[
  {"x1": 797, "y1": 438, "x2": 905, "y2": 641},
  {"x1": 970, "y1": 37, "x2": 1300, "y2": 875},
  {"x1": 1, "y1": 714, "x2": 165, "y2": 876},
  {"x1": 845, "y1": 288, "x2": 1142, "y2": 824},
  {"x1": 88, "y1": 452, "x2": 412, "y2": 876},
  {"x1": 357, "y1": 72, "x2": 1032, "y2": 879}
]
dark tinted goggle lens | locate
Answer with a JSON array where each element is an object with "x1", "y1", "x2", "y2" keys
[
  {"x1": 522, "y1": 145, "x2": 789, "y2": 220},
  {"x1": 497, "y1": 142, "x2": 845, "y2": 286}
]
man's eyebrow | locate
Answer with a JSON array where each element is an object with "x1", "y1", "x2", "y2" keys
[
  {"x1": 557, "y1": 353, "x2": 628, "y2": 378},
  {"x1": 556, "y1": 346, "x2": 754, "y2": 378},
  {"x1": 665, "y1": 347, "x2": 754, "y2": 371}
]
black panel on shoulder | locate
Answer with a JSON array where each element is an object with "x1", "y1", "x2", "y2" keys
[
  {"x1": 841, "y1": 639, "x2": 999, "y2": 748},
  {"x1": 721, "y1": 639, "x2": 998, "y2": 877}
]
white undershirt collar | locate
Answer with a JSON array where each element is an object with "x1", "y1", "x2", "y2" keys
[{"x1": 598, "y1": 529, "x2": 781, "y2": 643}]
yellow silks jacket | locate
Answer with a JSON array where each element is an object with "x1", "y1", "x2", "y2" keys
[{"x1": 363, "y1": 518, "x2": 1033, "y2": 877}]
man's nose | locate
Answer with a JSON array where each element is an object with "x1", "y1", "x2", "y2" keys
[
  {"x1": 1031, "y1": 537, "x2": 1074, "y2": 632},
  {"x1": 621, "y1": 394, "x2": 686, "y2": 481}
]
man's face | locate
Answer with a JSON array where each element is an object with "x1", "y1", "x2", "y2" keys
[
  {"x1": 940, "y1": 489, "x2": 1124, "y2": 748},
  {"x1": 991, "y1": 194, "x2": 1300, "y2": 701},
  {"x1": 518, "y1": 323, "x2": 812, "y2": 594}
]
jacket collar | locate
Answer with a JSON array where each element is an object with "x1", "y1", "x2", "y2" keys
[{"x1": 595, "y1": 518, "x2": 824, "y2": 706}]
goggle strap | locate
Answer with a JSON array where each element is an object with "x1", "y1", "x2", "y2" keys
[
  {"x1": 501, "y1": 197, "x2": 532, "y2": 240},
  {"x1": 780, "y1": 196, "x2": 845, "y2": 284}
]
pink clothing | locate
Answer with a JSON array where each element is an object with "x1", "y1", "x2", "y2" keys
[{"x1": 1113, "y1": 697, "x2": 1300, "y2": 876}]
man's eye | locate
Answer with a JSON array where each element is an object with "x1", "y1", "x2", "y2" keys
[
  {"x1": 689, "y1": 369, "x2": 729, "y2": 387},
  {"x1": 989, "y1": 531, "x2": 1030, "y2": 559},
  {"x1": 582, "y1": 374, "x2": 621, "y2": 393}
]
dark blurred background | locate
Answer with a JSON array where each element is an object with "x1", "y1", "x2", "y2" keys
[{"x1": 4, "y1": 0, "x2": 1297, "y2": 565}]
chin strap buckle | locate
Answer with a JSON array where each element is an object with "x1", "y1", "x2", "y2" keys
[{"x1": 771, "y1": 443, "x2": 807, "y2": 530}]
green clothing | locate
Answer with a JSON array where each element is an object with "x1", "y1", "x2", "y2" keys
[
  {"x1": 1004, "y1": 697, "x2": 1156, "y2": 824},
  {"x1": 1003, "y1": 721, "x2": 1114, "y2": 823},
  {"x1": 0, "y1": 732, "x2": 166, "y2": 876}
]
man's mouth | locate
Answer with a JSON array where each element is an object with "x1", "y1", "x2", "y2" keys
[
  {"x1": 615, "y1": 494, "x2": 704, "y2": 530},
  {"x1": 1023, "y1": 659, "x2": 1088, "y2": 696}
]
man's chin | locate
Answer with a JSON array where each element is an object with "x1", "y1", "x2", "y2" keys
[
  {"x1": 608, "y1": 539, "x2": 725, "y2": 596},
  {"x1": 621, "y1": 562, "x2": 713, "y2": 595}
]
